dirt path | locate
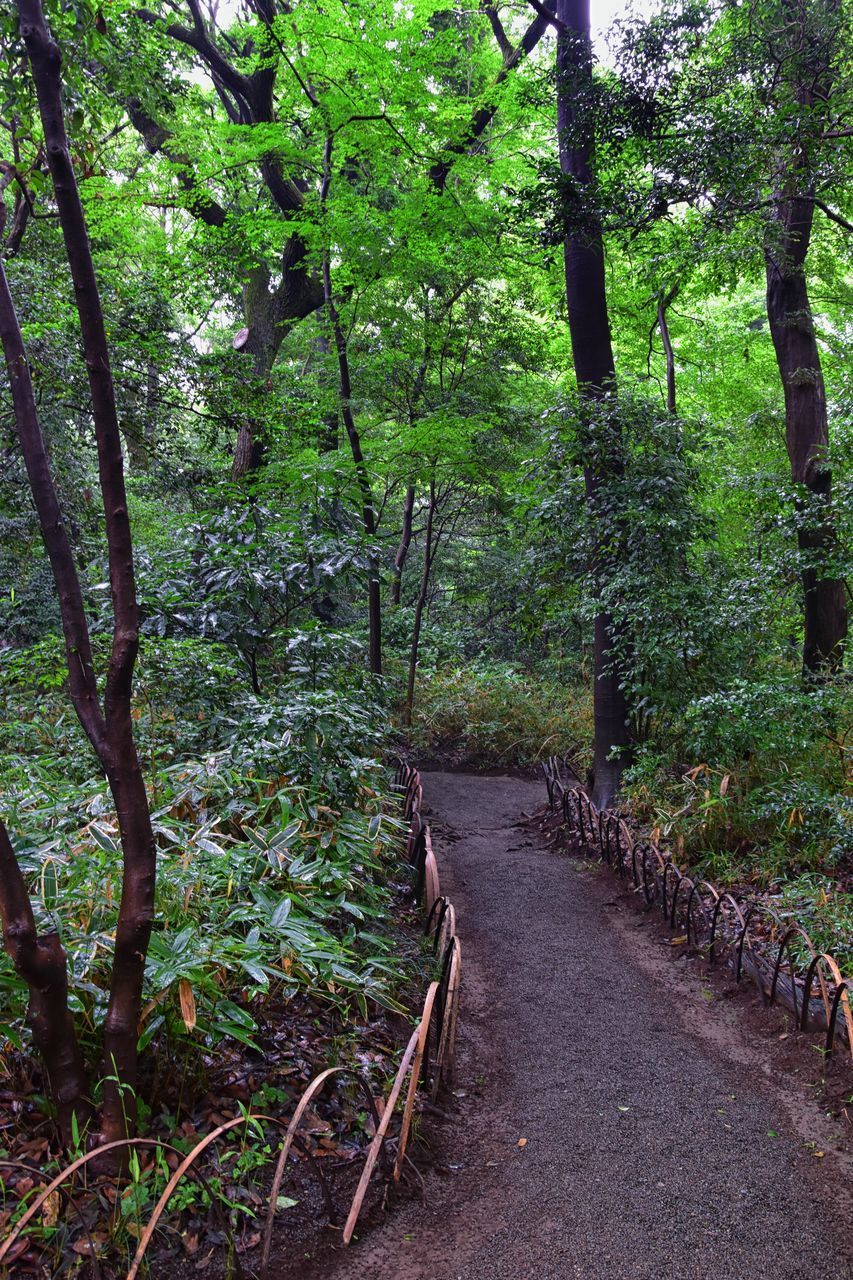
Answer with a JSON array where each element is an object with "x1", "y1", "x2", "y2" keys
[{"x1": 295, "y1": 772, "x2": 852, "y2": 1280}]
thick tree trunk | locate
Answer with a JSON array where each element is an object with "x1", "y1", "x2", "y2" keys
[
  {"x1": 231, "y1": 265, "x2": 290, "y2": 479},
  {"x1": 130, "y1": 1, "x2": 547, "y2": 481},
  {"x1": 404, "y1": 480, "x2": 436, "y2": 725},
  {"x1": 556, "y1": 0, "x2": 630, "y2": 810},
  {"x1": 230, "y1": 265, "x2": 324, "y2": 477},
  {"x1": 764, "y1": 193, "x2": 847, "y2": 672}
]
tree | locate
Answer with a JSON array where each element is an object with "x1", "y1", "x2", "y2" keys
[
  {"x1": 556, "y1": 0, "x2": 631, "y2": 807},
  {"x1": 0, "y1": 0, "x2": 155, "y2": 1149},
  {"x1": 115, "y1": 0, "x2": 550, "y2": 478},
  {"x1": 762, "y1": 0, "x2": 848, "y2": 672},
  {"x1": 604, "y1": 0, "x2": 851, "y2": 676}
]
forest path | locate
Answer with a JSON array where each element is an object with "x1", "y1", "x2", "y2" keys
[{"x1": 296, "y1": 771, "x2": 852, "y2": 1280}]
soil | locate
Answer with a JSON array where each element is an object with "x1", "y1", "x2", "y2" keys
[{"x1": 268, "y1": 771, "x2": 852, "y2": 1280}]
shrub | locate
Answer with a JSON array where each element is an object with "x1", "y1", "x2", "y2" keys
[
  {"x1": 623, "y1": 673, "x2": 851, "y2": 899},
  {"x1": 406, "y1": 661, "x2": 592, "y2": 768}
]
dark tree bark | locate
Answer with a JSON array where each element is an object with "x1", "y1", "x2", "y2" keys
[
  {"x1": 0, "y1": 818, "x2": 90, "y2": 1140},
  {"x1": 404, "y1": 479, "x2": 437, "y2": 725},
  {"x1": 318, "y1": 135, "x2": 383, "y2": 673},
  {"x1": 314, "y1": 315, "x2": 340, "y2": 453},
  {"x1": 429, "y1": 12, "x2": 549, "y2": 190},
  {"x1": 6, "y1": 0, "x2": 157, "y2": 1148},
  {"x1": 0, "y1": 156, "x2": 35, "y2": 257},
  {"x1": 556, "y1": 0, "x2": 630, "y2": 810},
  {"x1": 756, "y1": 0, "x2": 847, "y2": 674},
  {"x1": 322, "y1": 279, "x2": 382, "y2": 674},
  {"x1": 230, "y1": 262, "x2": 306, "y2": 478},
  {"x1": 128, "y1": 38, "x2": 323, "y2": 479},
  {"x1": 0, "y1": 260, "x2": 96, "y2": 1143},
  {"x1": 390, "y1": 343, "x2": 435, "y2": 605},
  {"x1": 764, "y1": 176, "x2": 847, "y2": 674}
]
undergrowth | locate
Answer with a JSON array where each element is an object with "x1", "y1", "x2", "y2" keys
[
  {"x1": 406, "y1": 661, "x2": 592, "y2": 769},
  {"x1": 0, "y1": 636, "x2": 420, "y2": 1071},
  {"x1": 0, "y1": 635, "x2": 429, "y2": 1272},
  {"x1": 623, "y1": 673, "x2": 853, "y2": 969}
]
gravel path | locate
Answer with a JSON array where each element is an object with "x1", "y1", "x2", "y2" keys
[{"x1": 296, "y1": 771, "x2": 852, "y2": 1280}]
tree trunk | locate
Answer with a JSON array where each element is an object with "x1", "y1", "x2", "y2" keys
[
  {"x1": 321, "y1": 258, "x2": 382, "y2": 674},
  {"x1": 556, "y1": 0, "x2": 630, "y2": 810},
  {"x1": 404, "y1": 480, "x2": 437, "y2": 725},
  {"x1": 390, "y1": 347, "x2": 432, "y2": 606},
  {"x1": 764, "y1": 193, "x2": 847, "y2": 673},
  {"x1": 13, "y1": 0, "x2": 157, "y2": 1147},
  {"x1": 315, "y1": 315, "x2": 340, "y2": 453},
  {"x1": 657, "y1": 286, "x2": 678, "y2": 415},
  {"x1": 0, "y1": 820, "x2": 90, "y2": 1142},
  {"x1": 231, "y1": 265, "x2": 288, "y2": 479},
  {"x1": 390, "y1": 484, "x2": 416, "y2": 605}
]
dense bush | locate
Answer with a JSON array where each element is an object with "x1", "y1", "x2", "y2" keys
[
  {"x1": 0, "y1": 634, "x2": 418, "y2": 1074},
  {"x1": 623, "y1": 673, "x2": 852, "y2": 964},
  {"x1": 406, "y1": 661, "x2": 593, "y2": 769}
]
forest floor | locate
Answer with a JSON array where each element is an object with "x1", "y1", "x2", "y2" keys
[{"x1": 277, "y1": 771, "x2": 852, "y2": 1280}]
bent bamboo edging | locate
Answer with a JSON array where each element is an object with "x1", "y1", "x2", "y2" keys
[
  {"x1": 543, "y1": 762, "x2": 852, "y2": 1063},
  {"x1": 1, "y1": 765, "x2": 461, "y2": 1279}
]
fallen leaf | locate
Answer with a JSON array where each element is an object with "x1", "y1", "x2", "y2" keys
[
  {"x1": 1, "y1": 1241, "x2": 28, "y2": 1265},
  {"x1": 617, "y1": 1106, "x2": 630, "y2": 1113},
  {"x1": 516, "y1": 1137, "x2": 527, "y2": 1147},
  {"x1": 276, "y1": 1195, "x2": 298, "y2": 1210},
  {"x1": 670, "y1": 935, "x2": 688, "y2": 946},
  {"x1": 813, "y1": 1151, "x2": 825, "y2": 1159},
  {"x1": 298, "y1": 1107, "x2": 331, "y2": 1134},
  {"x1": 42, "y1": 1189, "x2": 60, "y2": 1227},
  {"x1": 237, "y1": 1230, "x2": 261, "y2": 1253},
  {"x1": 179, "y1": 978, "x2": 197, "y2": 1032},
  {"x1": 72, "y1": 1233, "x2": 108, "y2": 1256}
]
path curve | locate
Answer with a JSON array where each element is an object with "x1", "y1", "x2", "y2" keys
[{"x1": 297, "y1": 772, "x2": 852, "y2": 1280}]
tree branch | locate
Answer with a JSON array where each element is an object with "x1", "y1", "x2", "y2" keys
[
  {"x1": 136, "y1": 6, "x2": 254, "y2": 107},
  {"x1": 429, "y1": 12, "x2": 549, "y2": 190},
  {"x1": 524, "y1": 0, "x2": 567, "y2": 32},
  {"x1": 813, "y1": 197, "x2": 853, "y2": 235},
  {"x1": 481, "y1": 1, "x2": 513, "y2": 56}
]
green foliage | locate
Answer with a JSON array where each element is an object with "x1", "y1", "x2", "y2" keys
[
  {"x1": 138, "y1": 494, "x2": 373, "y2": 692},
  {"x1": 407, "y1": 661, "x2": 593, "y2": 769},
  {"x1": 623, "y1": 674, "x2": 851, "y2": 940},
  {"x1": 0, "y1": 0, "x2": 851, "y2": 1233},
  {"x1": 0, "y1": 650, "x2": 413, "y2": 1064},
  {"x1": 529, "y1": 390, "x2": 741, "y2": 734}
]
